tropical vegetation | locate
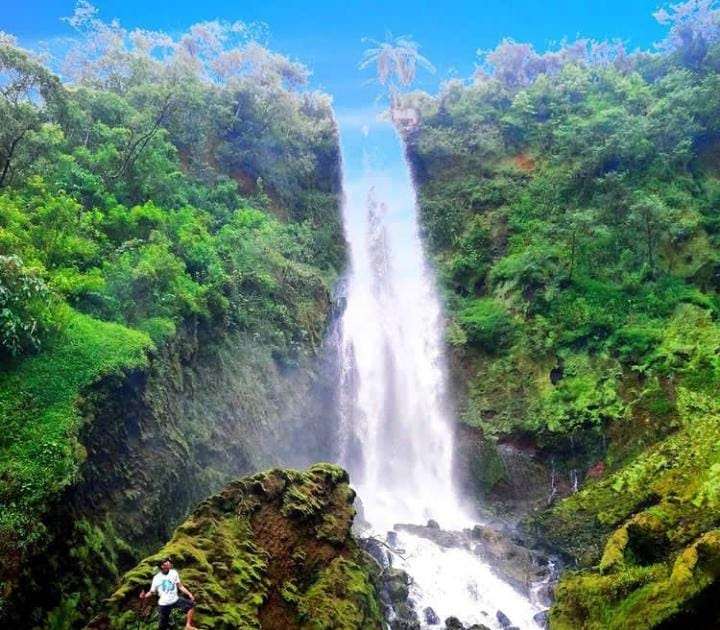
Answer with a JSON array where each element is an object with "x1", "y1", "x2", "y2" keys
[
  {"x1": 404, "y1": 0, "x2": 720, "y2": 625},
  {"x1": 0, "y1": 4, "x2": 343, "y2": 623}
]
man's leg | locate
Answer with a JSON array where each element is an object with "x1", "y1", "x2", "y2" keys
[
  {"x1": 157, "y1": 605, "x2": 171, "y2": 630},
  {"x1": 175, "y1": 596, "x2": 197, "y2": 630},
  {"x1": 185, "y1": 605, "x2": 197, "y2": 630}
]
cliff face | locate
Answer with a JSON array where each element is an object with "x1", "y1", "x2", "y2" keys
[
  {"x1": 4, "y1": 324, "x2": 343, "y2": 627},
  {"x1": 399, "y1": 39, "x2": 720, "y2": 627},
  {"x1": 0, "y1": 26, "x2": 350, "y2": 625},
  {"x1": 88, "y1": 464, "x2": 382, "y2": 630}
]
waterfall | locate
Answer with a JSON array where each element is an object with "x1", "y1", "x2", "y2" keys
[
  {"x1": 335, "y1": 115, "x2": 544, "y2": 628},
  {"x1": 337, "y1": 118, "x2": 466, "y2": 532}
]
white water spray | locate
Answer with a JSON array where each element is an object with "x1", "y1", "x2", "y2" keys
[{"x1": 336, "y1": 115, "x2": 543, "y2": 628}]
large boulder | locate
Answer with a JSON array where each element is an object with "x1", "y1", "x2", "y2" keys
[
  {"x1": 393, "y1": 522, "x2": 551, "y2": 596},
  {"x1": 470, "y1": 524, "x2": 548, "y2": 594},
  {"x1": 87, "y1": 464, "x2": 382, "y2": 629}
]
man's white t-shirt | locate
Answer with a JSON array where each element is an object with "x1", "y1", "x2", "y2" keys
[{"x1": 151, "y1": 569, "x2": 180, "y2": 606}]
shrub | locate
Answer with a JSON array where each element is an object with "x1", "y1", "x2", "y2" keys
[
  {"x1": 0, "y1": 255, "x2": 55, "y2": 358},
  {"x1": 458, "y1": 297, "x2": 515, "y2": 352}
]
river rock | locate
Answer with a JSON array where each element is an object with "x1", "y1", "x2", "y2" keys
[
  {"x1": 427, "y1": 519, "x2": 440, "y2": 528},
  {"x1": 470, "y1": 524, "x2": 548, "y2": 593},
  {"x1": 467, "y1": 625, "x2": 491, "y2": 630},
  {"x1": 352, "y1": 494, "x2": 370, "y2": 533},
  {"x1": 395, "y1": 523, "x2": 468, "y2": 548},
  {"x1": 391, "y1": 602, "x2": 420, "y2": 630},
  {"x1": 496, "y1": 610, "x2": 512, "y2": 627},
  {"x1": 534, "y1": 581, "x2": 555, "y2": 607},
  {"x1": 533, "y1": 610, "x2": 549, "y2": 628},
  {"x1": 424, "y1": 606, "x2": 441, "y2": 625},
  {"x1": 360, "y1": 537, "x2": 389, "y2": 569},
  {"x1": 444, "y1": 617, "x2": 464, "y2": 629}
]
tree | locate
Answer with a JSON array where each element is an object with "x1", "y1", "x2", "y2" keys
[
  {"x1": 629, "y1": 193, "x2": 671, "y2": 276},
  {"x1": 0, "y1": 255, "x2": 55, "y2": 357},
  {"x1": 0, "y1": 45, "x2": 64, "y2": 187},
  {"x1": 359, "y1": 34, "x2": 435, "y2": 103},
  {"x1": 655, "y1": 0, "x2": 720, "y2": 68}
]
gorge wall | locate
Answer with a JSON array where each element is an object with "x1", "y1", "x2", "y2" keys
[
  {"x1": 401, "y1": 36, "x2": 720, "y2": 628},
  {"x1": 7, "y1": 325, "x2": 342, "y2": 626},
  {"x1": 0, "y1": 26, "x2": 346, "y2": 626}
]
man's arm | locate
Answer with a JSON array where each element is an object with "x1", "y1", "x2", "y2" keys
[
  {"x1": 140, "y1": 579, "x2": 157, "y2": 600},
  {"x1": 178, "y1": 580, "x2": 195, "y2": 601}
]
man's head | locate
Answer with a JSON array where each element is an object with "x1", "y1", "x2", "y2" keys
[{"x1": 159, "y1": 558, "x2": 172, "y2": 574}]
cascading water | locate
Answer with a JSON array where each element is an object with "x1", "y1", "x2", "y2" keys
[{"x1": 336, "y1": 114, "x2": 544, "y2": 628}]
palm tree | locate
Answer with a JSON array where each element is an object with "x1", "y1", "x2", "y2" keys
[{"x1": 359, "y1": 34, "x2": 435, "y2": 95}]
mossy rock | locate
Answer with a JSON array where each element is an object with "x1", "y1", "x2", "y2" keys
[
  {"x1": 87, "y1": 464, "x2": 382, "y2": 630},
  {"x1": 533, "y1": 391, "x2": 720, "y2": 628}
]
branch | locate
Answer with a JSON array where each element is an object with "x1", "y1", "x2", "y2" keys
[
  {"x1": 108, "y1": 93, "x2": 174, "y2": 180},
  {"x1": 364, "y1": 535, "x2": 407, "y2": 561},
  {"x1": 0, "y1": 128, "x2": 28, "y2": 188}
]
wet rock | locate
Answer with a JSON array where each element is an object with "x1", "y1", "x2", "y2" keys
[
  {"x1": 387, "y1": 530, "x2": 399, "y2": 547},
  {"x1": 427, "y1": 519, "x2": 440, "y2": 528},
  {"x1": 586, "y1": 460, "x2": 605, "y2": 479},
  {"x1": 424, "y1": 606, "x2": 440, "y2": 625},
  {"x1": 391, "y1": 602, "x2": 420, "y2": 630},
  {"x1": 534, "y1": 581, "x2": 555, "y2": 607},
  {"x1": 467, "y1": 625, "x2": 491, "y2": 630},
  {"x1": 384, "y1": 567, "x2": 411, "y2": 603},
  {"x1": 395, "y1": 523, "x2": 468, "y2": 548},
  {"x1": 455, "y1": 425, "x2": 560, "y2": 516},
  {"x1": 496, "y1": 610, "x2": 512, "y2": 627},
  {"x1": 533, "y1": 610, "x2": 549, "y2": 628},
  {"x1": 360, "y1": 537, "x2": 389, "y2": 569},
  {"x1": 352, "y1": 494, "x2": 371, "y2": 533},
  {"x1": 445, "y1": 617, "x2": 464, "y2": 629},
  {"x1": 470, "y1": 525, "x2": 549, "y2": 593}
]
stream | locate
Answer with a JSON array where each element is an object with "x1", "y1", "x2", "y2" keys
[{"x1": 335, "y1": 113, "x2": 547, "y2": 629}]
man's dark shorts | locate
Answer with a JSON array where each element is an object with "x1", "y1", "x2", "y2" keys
[{"x1": 158, "y1": 596, "x2": 194, "y2": 629}]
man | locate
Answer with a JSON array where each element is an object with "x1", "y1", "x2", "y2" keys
[{"x1": 140, "y1": 558, "x2": 198, "y2": 630}]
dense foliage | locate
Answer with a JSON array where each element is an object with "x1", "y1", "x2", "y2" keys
[
  {"x1": 0, "y1": 6, "x2": 343, "y2": 621},
  {"x1": 406, "y1": 2, "x2": 720, "y2": 456},
  {"x1": 406, "y1": 1, "x2": 720, "y2": 625}
]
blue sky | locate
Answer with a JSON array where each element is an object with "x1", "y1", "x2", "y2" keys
[{"x1": 4, "y1": 1, "x2": 668, "y2": 114}]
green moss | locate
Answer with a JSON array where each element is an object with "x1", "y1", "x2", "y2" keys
[
  {"x1": 296, "y1": 557, "x2": 383, "y2": 630},
  {"x1": 457, "y1": 297, "x2": 516, "y2": 352},
  {"x1": 467, "y1": 435, "x2": 509, "y2": 496},
  {"x1": 599, "y1": 527, "x2": 630, "y2": 573},
  {"x1": 105, "y1": 516, "x2": 269, "y2": 629},
  {"x1": 460, "y1": 345, "x2": 550, "y2": 437},
  {"x1": 0, "y1": 307, "x2": 151, "y2": 503},
  {"x1": 0, "y1": 307, "x2": 151, "y2": 610},
  {"x1": 536, "y1": 390, "x2": 720, "y2": 628},
  {"x1": 551, "y1": 531, "x2": 720, "y2": 629}
]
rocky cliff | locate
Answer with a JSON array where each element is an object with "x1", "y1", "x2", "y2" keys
[
  {"x1": 3, "y1": 320, "x2": 343, "y2": 627},
  {"x1": 399, "y1": 31, "x2": 720, "y2": 627}
]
